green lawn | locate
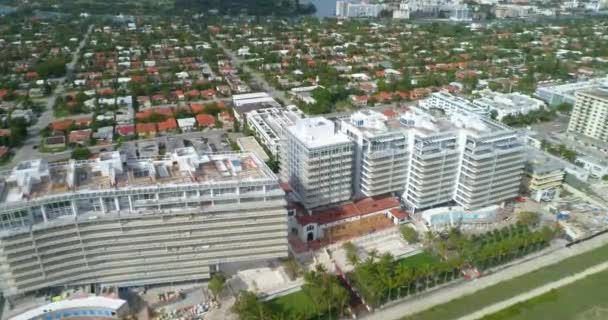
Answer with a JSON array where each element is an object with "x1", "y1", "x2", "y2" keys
[
  {"x1": 266, "y1": 290, "x2": 328, "y2": 320},
  {"x1": 403, "y1": 241, "x2": 608, "y2": 320},
  {"x1": 397, "y1": 251, "x2": 440, "y2": 269},
  {"x1": 482, "y1": 269, "x2": 608, "y2": 320}
]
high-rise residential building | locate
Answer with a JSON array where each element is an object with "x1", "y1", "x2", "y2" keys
[
  {"x1": 452, "y1": 113, "x2": 526, "y2": 210},
  {"x1": 340, "y1": 110, "x2": 409, "y2": 198},
  {"x1": 0, "y1": 149, "x2": 287, "y2": 299},
  {"x1": 281, "y1": 117, "x2": 354, "y2": 210},
  {"x1": 393, "y1": 1, "x2": 411, "y2": 19},
  {"x1": 340, "y1": 108, "x2": 525, "y2": 213},
  {"x1": 335, "y1": 0, "x2": 385, "y2": 17},
  {"x1": 336, "y1": 0, "x2": 349, "y2": 16},
  {"x1": 449, "y1": 5, "x2": 472, "y2": 21},
  {"x1": 568, "y1": 89, "x2": 608, "y2": 143}
]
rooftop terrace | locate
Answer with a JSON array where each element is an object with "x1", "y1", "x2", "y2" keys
[{"x1": 0, "y1": 148, "x2": 276, "y2": 205}]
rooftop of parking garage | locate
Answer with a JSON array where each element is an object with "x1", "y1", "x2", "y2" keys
[{"x1": 0, "y1": 148, "x2": 277, "y2": 205}]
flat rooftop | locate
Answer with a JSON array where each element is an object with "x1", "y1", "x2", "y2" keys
[
  {"x1": 525, "y1": 147, "x2": 567, "y2": 174},
  {"x1": 237, "y1": 136, "x2": 270, "y2": 162},
  {"x1": 0, "y1": 148, "x2": 276, "y2": 205},
  {"x1": 578, "y1": 87, "x2": 608, "y2": 100},
  {"x1": 288, "y1": 117, "x2": 351, "y2": 148},
  {"x1": 344, "y1": 107, "x2": 512, "y2": 138}
]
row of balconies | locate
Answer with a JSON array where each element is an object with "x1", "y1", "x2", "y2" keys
[
  {"x1": 39, "y1": 237, "x2": 287, "y2": 277},
  {"x1": 13, "y1": 244, "x2": 288, "y2": 291},
  {"x1": 22, "y1": 220, "x2": 287, "y2": 259}
]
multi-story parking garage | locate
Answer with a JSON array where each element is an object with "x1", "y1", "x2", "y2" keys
[{"x1": 0, "y1": 148, "x2": 287, "y2": 299}]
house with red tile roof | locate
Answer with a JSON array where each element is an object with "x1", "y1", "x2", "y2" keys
[
  {"x1": 136, "y1": 107, "x2": 174, "y2": 120},
  {"x1": 196, "y1": 114, "x2": 216, "y2": 127},
  {"x1": 375, "y1": 91, "x2": 393, "y2": 103},
  {"x1": 382, "y1": 109, "x2": 398, "y2": 119},
  {"x1": 186, "y1": 90, "x2": 200, "y2": 99},
  {"x1": 50, "y1": 119, "x2": 74, "y2": 132},
  {"x1": 172, "y1": 90, "x2": 185, "y2": 101},
  {"x1": 0, "y1": 90, "x2": 9, "y2": 101},
  {"x1": 0, "y1": 146, "x2": 8, "y2": 160},
  {"x1": 68, "y1": 129, "x2": 92, "y2": 145},
  {"x1": 151, "y1": 94, "x2": 167, "y2": 104},
  {"x1": 157, "y1": 117, "x2": 178, "y2": 133},
  {"x1": 74, "y1": 117, "x2": 93, "y2": 127},
  {"x1": 351, "y1": 95, "x2": 369, "y2": 106},
  {"x1": 219, "y1": 111, "x2": 234, "y2": 128},
  {"x1": 25, "y1": 71, "x2": 39, "y2": 80},
  {"x1": 136, "y1": 123, "x2": 157, "y2": 137},
  {"x1": 116, "y1": 124, "x2": 135, "y2": 137},
  {"x1": 200, "y1": 89, "x2": 216, "y2": 99},
  {"x1": 190, "y1": 103, "x2": 205, "y2": 114}
]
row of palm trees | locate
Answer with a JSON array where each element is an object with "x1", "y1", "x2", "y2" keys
[
  {"x1": 350, "y1": 251, "x2": 464, "y2": 308},
  {"x1": 470, "y1": 226, "x2": 556, "y2": 270},
  {"x1": 349, "y1": 226, "x2": 559, "y2": 308}
]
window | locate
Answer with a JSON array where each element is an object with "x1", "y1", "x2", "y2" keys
[{"x1": 306, "y1": 225, "x2": 315, "y2": 231}]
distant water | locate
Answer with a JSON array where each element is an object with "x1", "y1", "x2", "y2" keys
[
  {"x1": 0, "y1": 5, "x2": 16, "y2": 15},
  {"x1": 307, "y1": 0, "x2": 337, "y2": 17}
]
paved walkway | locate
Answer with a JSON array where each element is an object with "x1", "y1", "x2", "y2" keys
[
  {"x1": 364, "y1": 232, "x2": 608, "y2": 320},
  {"x1": 456, "y1": 260, "x2": 608, "y2": 320}
]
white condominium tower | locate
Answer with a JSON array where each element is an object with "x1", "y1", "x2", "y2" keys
[
  {"x1": 340, "y1": 110, "x2": 408, "y2": 197},
  {"x1": 281, "y1": 117, "x2": 354, "y2": 210},
  {"x1": 0, "y1": 149, "x2": 287, "y2": 299},
  {"x1": 340, "y1": 108, "x2": 525, "y2": 213},
  {"x1": 568, "y1": 88, "x2": 608, "y2": 143}
]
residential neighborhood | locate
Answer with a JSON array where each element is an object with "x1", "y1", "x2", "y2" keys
[{"x1": 1, "y1": 3, "x2": 608, "y2": 320}]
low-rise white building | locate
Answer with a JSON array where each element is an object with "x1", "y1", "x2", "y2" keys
[
  {"x1": 474, "y1": 90, "x2": 545, "y2": 120},
  {"x1": 420, "y1": 91, "x2": 490, "y2": 117},
  {"x1": 535, "y1": 77, "x2": 608, "y2": 106},
  {"x1": 246, "y1": 106, "x2": 304, "y2": 157}
]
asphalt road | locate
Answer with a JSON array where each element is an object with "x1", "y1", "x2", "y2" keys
[
  {"x1": 364, "y1": 232, "x2": 608, "y2": 320},
  {"x1": 216, "y1": 41, "x2": 292, "y2": 105}
]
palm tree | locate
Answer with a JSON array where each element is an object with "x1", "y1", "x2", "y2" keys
[
  {"x1": 395, "y1": 264, "x2": 412, "y2": 298},
  {"x1": 367, "y1": 249, "x2": 379, "y2": 262},
  {"x1": 331, "y1": 281, "x2": 350, "y2": 317}
]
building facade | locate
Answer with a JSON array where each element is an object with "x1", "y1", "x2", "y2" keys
[
  {"x1": 281, "y1": 117, "x2": 354, "y2": 209},
  {"x1": 338, "y1": 108, "x2": 525, "y2": 213},
  {"x1": 568, "y1": 89, "x2": 608, "y2": 143},
  {"x1": 246, "y1": 106, "x2": 304, "y2": 157},
  {"x1": 336, "y1": 1, "x2": 385, "y2": 17},
  {"x1": 0, "y1": 149, "x2": 287, "y2": 299},
  {"x1": 420, "y1": 91, "x2": 490, "y2": 117},
  {"x1": 524, "y1": 148, "x2": 565, "y2": 202},
  {"x1": 340, "y1": 111, "x2": 409, "y2": 198},
  {"x1": 474, "y1": 90, "x2": 545, "y2": 120}
]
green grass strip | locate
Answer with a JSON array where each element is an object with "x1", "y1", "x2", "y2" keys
[{"x1": 403, "y1": 242, "x2": 608, "y2": 320}]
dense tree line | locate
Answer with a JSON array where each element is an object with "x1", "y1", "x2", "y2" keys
[{"x1": 174, "y1": 0, "x2": 315, "y2": 15}]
